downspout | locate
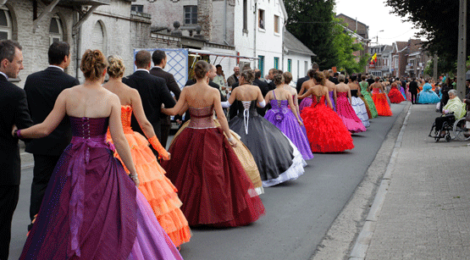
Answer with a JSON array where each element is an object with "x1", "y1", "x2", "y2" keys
[
  {"x1": 253, "y1": 0, "x2": 257, "y2": 68},
  {"x1": 74, "y1": 12, "x2": 81, "y2": 80},
  {"x1": 281, "y1": 19, "x2": 286, "y2": 70},
  {"x1": 224, "y1": 0, "x2": 228, "y2": 45}
]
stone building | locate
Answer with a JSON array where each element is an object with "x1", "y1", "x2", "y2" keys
[
  {"x1": 1, "y1": 0, "x2": 174, "y2": 88},
  {"x1": 134, "y1": 0, "x2": 294, "y2": 78},
  {"x1": 391, "y1": 39, "x2": 430, "y2": 78},
  {"x1": 368, "y1": 45, "x2": 392, "y2": 77}
]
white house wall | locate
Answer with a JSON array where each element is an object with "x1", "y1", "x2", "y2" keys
[{"x1": 284, "y1": 53, "x2": 311, "y2": 85}]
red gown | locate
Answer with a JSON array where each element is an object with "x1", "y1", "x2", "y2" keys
[
  {"x1": 301, "y1": 95, "x2": 354, "y2": 153},
  {"x1": 388, "y1": 86, "x2": 405, "y2": 103},
  {"x1": 372, "y1": 88, "x2": 393, "y2": 116},
  {"x1": 161, "y1": 105, "x2": 265, "y2": 227}
]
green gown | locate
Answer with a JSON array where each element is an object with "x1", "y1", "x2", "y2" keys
[{"x1": 360, "y1": 81, "x2": 378, "y2": 118}]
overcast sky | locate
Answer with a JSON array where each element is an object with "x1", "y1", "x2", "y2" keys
[{"x1": 335, "y1": 0, "x2": 425, "y2": 46}]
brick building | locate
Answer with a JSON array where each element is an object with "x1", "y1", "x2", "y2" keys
[{"x1": 391, "y1": 39, "x2": 430, "y2": 78}]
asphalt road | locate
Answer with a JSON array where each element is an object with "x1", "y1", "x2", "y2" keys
[{"x1": 8, "y1": 102, "x2": 406, "y2": 260}]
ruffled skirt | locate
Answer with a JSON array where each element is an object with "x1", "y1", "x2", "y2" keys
[
  {"x1": 351, "y1": 96, "x2": 370, "y2": 128},
  {"x1": 388, "y1": 88, "x2": 406, "y2": 103},
  {"x1": 372, "y1": 93, "x2": 393, "y2": 116},
  {"x1": 361, "y1": 91, "x2": 378, "y2": 118},
  {"x1": 336, "y1": 96, "x2": 366, "y2": 133}
]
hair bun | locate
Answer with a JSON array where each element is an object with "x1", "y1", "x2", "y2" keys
[{"x1": 80, "y1": 49, "x2": 108, "y2": 81}]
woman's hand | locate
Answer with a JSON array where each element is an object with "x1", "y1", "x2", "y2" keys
[
  {"x1": 298, "y1": 119, "x2": 303, "y2": 126},
  {"x1": 129, "y1": 173, "x2": 140, "y2": 187},
  {"x1": 163, "y1": 153, "x2": 171, "y2": 161},
  {"x1": 228, "y1": 136, "x2": 237, "y2": 148},
  {"x1": 11, "y1": 125, "x2": 17, "y2": 137}
]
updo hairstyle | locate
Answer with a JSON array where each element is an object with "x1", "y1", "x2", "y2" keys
[
  {"x1": 323, "y1": 70, "x2": 330, "y2": 78},
  {"x1": 313, "y1": 71, "x2": 326, "y2": 86},
  {"x1": 107, "y1": 55, "x2": 125, "y2": 78},
  {"x1": 80, "y1": 49, "x2": 108, "y2": 81},
  {"x1": 350, "y1": 75, "x2": 357, "y2": 81},
  {"x1": 338, "y1": 74, "x2": 345, "y2": 82},
  {"x1": 307, "y1": 69, "x2": 315, "y2": 78},
  {"x1": 273, "y1": 72, "x2": 284, "y2": 85},
  {"x1": 240, "y1": 69, "x2": 255, "y2": 84},
  {"x1": 194, "y1": 60, "x2": 210, "y2": 79},
  {"x1": 283, "y1": 72, "x2": 293, "y2": 84}
]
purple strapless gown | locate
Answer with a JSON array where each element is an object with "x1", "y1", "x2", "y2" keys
[
  {"x1": 265, "y1": 92, "x2": 314, "y2": 160},
  {"x1": 20, "y1": 117, "x2": 182, "y2": 260},
  {"x1": 299, "y1": 97, "x2": 312, "y2": 113},
  {"x1": 326, "y1": 90, "x2": 336, "y2": 111}
]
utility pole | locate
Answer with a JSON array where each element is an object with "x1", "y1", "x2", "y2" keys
[{"x1": 457, "y1": 0, "x2": 467, "y2": 98}]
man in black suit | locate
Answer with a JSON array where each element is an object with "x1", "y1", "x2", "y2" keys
[
  {"x1": 253, "y1": 69, "x2": 269, "y2": 116},
  {"x1": 409, "y1": 78, "x2": 419, "y2": 104},
  {"x1": 123, "y1": 50, "x2": 175, "y2": 154},
  {"x1": 296, "y1": 62, "x2": 319, "y2": 93},
  {"x1": 367, "y1": 75, "x2": 375, "y2": 87},
  {"x1": 24, "y1": 42, "x2": 79, "y2": 228},
  {"x1": 0, "y1": 40, "x2": 33, "y2": 260},
  {"x1": 330, "y1": 72, "x2": 339, "y2": 85},
  {"x1": 149, "y1": 50, "x2": 181, "y2": 148}
]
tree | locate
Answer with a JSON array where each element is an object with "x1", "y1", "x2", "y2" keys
[
  {"x1": 331, "y1": 16, "x2": 370, "y2": 73},
  {"x1": 284, "y1": 0, "x2": 338, "y2": 69},
  {"x1": 385, "y1": 0, "x2": 470, "y2": 71}
]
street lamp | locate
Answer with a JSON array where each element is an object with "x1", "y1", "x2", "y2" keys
[{"x1": 376, "y1": 30, "x2": 384, "y2": 45}]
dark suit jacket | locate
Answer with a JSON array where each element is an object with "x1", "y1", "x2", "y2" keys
[
  {"x1": 409, "y1": 81, "x2": 419, "y2": 94},
  {"x1": 296, "y1": 76, "x2": 309, "y2": 94},
  {"x1": 253, "y1": 78, "x2": 269, "y2": 97},
  {"x1": 24, "y1": 67, "x2": 79, "y2": 156},
  {"x1": 149, "y1": 67, "x2": 181, "y2": 126},
  {"x1": 123, "y1": 71, "x2": 175, "y2": 140},
  {"x1": 331, "y1": 77, "x2": 339, "y2": 85},
  {"x1": 0, "y1": 74, "x2": 33, "y2": 185}
]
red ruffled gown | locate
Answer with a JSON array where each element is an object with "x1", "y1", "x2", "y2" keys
[
  {"x1": 301, "y1": 95, "x2": 354, "y2": 153},
  {"x1": 388, "y1": 85, "x2": 405, "y2": 103},
  {"x1": 372, "y1": 88, "x2": 393, "y2": 116},
  {"x1": 161, "y1": 105, "x2": 265, "y2": 227}
]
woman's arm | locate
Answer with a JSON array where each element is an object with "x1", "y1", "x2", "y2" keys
[
  {"x1": 256, "y1": 88, "x2": 266, "y2": 108},
  {"x1": 108, "y1": 95, "x2": 139, "y2": 186},
  {"x1": 334, "y1": 88, "x2": 337, "y2": 105},
  {"x1": 162, "y1": 88, "x2": 187, "y2": 116},
  {"x1": 298, "y1": 82, "x2": 307, "y2": 97},
  {"x1": 294, "y1": 92, "x2": 300, "y2": 118},
  {"x1": 264, "y1": 90, "x2": 273, "y2": 104},
  {"x1": 348, "y1": 88, "x2": 352, "y2": 103},
  {"x1": 131, "y1": 90, "x2": 169, "y2": 160},
  {"x1": 298, "y1": 88, "x2": 312, "y2": 99},
  {"x1": 213, "y1": 89, "x2": 237, "y2": 147},
  {"x1": 17, "y1": 89, "x2": 68, "y2": 138},
  {"x1": 287, "y1": 91, "x2": 302, "y2": 125}
]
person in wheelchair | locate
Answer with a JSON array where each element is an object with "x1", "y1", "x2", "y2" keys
[{"x1": 432, "y1": 90, "x2": 466, "y2": 138}]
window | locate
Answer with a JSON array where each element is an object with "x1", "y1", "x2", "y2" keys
[
  {"x1": 274, "y1": 57, "x2": 279, "y2": 69},
  {"x1": 49, "y1": 16, "x2": 63, "y2": 45},
  {"x1": 258, "y1": 9, "x2": 265, "y2": 29},
  {"x1": 287, "y1": 59, "x2": 292, "y2": 72},
  {"x1": 131, "y1": 5, "x2": 143, "y2": 13},
  {"x1": 274, "y1": 15, "x2": 279, "y2": 33},
  {"x1": 243, "y1": 0, "x2": 248, "y2": 32},
  {"x1": 184, "y1": 6, "x2": 197, "y2": 25},
  {"x1": 0, "y1": 7, "x2": 12, "y2": 40},
  {"x1": 92, "y1": 21, "x2": 106, "y2": 55},
  {"x1": 258, "y1": 56, "x2": 265, "y2": 78}
]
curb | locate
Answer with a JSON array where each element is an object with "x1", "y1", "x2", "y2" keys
[{"x1": 349, "y1": 105, "x2": 412, "y2": 259}]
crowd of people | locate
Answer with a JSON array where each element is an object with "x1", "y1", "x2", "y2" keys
[{"x1": 3, "y1": 38, "x2": 444, "y2": 259}]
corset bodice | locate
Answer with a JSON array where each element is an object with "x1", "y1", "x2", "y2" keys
[
  {"x1": 391, "y1": 86, "x2": 398, "y2": 90},
  {"x1": 372, "y1": 88, "x2": 381, "y2": 94},
  {"x1": 270, "y1": 90, "x2": 289, "y2": 110},
  {"x1": 70, "y1": 117, "x2": 109, "y2": 139},
  {"x1": 337, "y1": 92, "x2": 348, "y2": 98},
  {"x1": 311, "y1": 95, "x2": 326, "y2": 107},
  {"x1": 121, "y1": 105, "x2": 133, "y2": 133},
  {"x1": 236, "y1": 100, "x2": 259, "y2": 117},
  {"x1": 188, "y1": 106, "x2": 215, "y2": 128},
  {"x1": 351, "y1": 89, "x2": 358, "y2": 97}
]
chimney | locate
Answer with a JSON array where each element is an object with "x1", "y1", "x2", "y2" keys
[{"x1": 197, "y1": 0, "x2": 213, "y2": 41}]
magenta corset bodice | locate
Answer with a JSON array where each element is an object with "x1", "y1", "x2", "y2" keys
[
  {"x1": 338, "y1": 92, "x2": 348, "y2": 98},
  {"x1": 70, "y1": 116, "x2": 109, "y2": 141},
  {"x1": 188, "y1": 106, "x2": 216, "y2": 129}
]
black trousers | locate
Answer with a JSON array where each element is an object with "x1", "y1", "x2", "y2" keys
[
  {"x1": 435, "y1": 115, "x2": 454, "y2": 130},
  {"x1": 411, "y1": 92, "x2": 418, "y2": 104},
  {"x1": 0, "y1": 185, "x2": 19, "y2": 260},
  {"x1": 160, "y1": 123, "x2": 171, "y2": 149},
  {"x1": 30, "y1": 154, "x2": 61, "y2": 222}
]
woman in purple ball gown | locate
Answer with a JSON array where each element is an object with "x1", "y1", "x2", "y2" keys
[
  {"x1": 264, "y1": 73, "x2": 314, "y2": 160},
  {"x1": 16, "y1": 50, "x2": 182, "y2": 260},
  {"x1": 298, "y1": 70, "x2": 315, "y2": 113},
  {"x1": 323, "y1": 70, "x2": 337, "y2": 111}
]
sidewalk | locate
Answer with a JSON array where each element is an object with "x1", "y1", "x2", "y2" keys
[{"x1": 363, "y1": 104, "x2": 470, "y2": 259}]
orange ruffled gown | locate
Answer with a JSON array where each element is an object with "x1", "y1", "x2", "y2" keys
[
  {"x1": 372, "y1": 88, "x2": 393, "y2": 116},
  {"x1": 108, "y1": 105, "x2": 191, "y2": 247}
]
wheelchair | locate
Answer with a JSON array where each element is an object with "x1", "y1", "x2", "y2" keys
[{"x1": 428, "y1": 112, "x2": 470, "y2": 142}]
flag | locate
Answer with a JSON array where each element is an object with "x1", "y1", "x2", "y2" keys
[{"x1": 371, "y1": 53, "x2": 377, "y2": 64}]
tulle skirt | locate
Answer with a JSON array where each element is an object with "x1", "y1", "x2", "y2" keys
[
  {"x1": 351, "y1": 96, "x2": 370, "y2": 128},
  {"x1": 113, "y1": 131, "x2": 191, "y2": 247},
  {"x1": 372, "y1": 93, "x2": 393, "y2": 116},
  {"x1": 301, "y1": 104, "x2": 354, "y2": 153},
  {"x1": 162, "y1": 127, "x2": 265, "y2": 227},
  {"x1": 388, "y1": 88, "x2": 406, "y2": 103},
  {"x1": 418, "y1": 91, "x2": 441, "y2": 104},
  {"x1": 335, "y1": 95, "x2": 366, "y2": 133}
]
